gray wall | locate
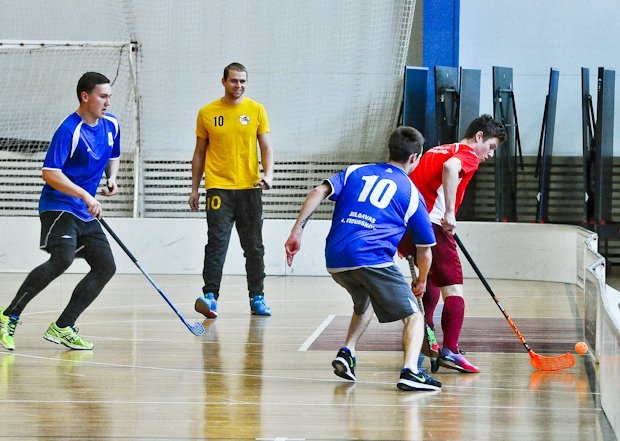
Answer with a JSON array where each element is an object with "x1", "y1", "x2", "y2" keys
[
  {"x1": 4, "y1": 1, "x2": 617, "y2": 159},
  {"x1": 460, "y1": 0, "x2": 620, "y2": 156}
]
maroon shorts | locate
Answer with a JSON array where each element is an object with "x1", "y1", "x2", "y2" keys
[{"x1": 428, "y1": 223, "x2": 463, "y2": 287}]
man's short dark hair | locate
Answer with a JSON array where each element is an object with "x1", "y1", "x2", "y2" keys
[
  {"x1": 463, "y1": 114, "x2": 507, "y2": 143},
  {"x1": 76, "y1": 72, "x2": 110, "y2": 102},
  {"x1": 223, "y1": 62, "x2": 247, "y2": 80},
  {"x1": 388, "y1": 126, "x2": 425, "y2": 162}
]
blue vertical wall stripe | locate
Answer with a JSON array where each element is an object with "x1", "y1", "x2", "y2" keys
[{"x1": 422, "y1": 0, "x2": 459, "y2": 147}]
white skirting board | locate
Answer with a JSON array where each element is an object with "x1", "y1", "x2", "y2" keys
[{"x1": 0, "y1": 217, "x2": 591, "y2": 284}]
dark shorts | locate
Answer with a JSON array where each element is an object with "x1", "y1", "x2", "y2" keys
[
  {"x1": 39, "y1": 211, "x2": 111, "y2": 257},
  {"x1": 330, "y1": 265, "x2": 419, "y2": 323},
  {"x1": 429, "y1": 223, "x2": 463, "y2": 287}
]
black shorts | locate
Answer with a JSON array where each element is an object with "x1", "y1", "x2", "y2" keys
[{"x1": 39, "y1": 211, "x2": 111, "y2": 256}]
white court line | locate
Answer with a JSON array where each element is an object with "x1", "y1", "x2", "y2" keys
[
  {"x1": 0, "y1": 353, "x2": 590, "y2": 397},
  {"x1": 297, "y1": 314, "x2": 335, "y2": 352}
]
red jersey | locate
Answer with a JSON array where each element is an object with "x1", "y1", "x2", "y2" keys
[{"x1": 410, "y1": 143, "x2": 480, "y2": 225}]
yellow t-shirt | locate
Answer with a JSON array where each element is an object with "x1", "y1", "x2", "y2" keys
[{"x1": 196, "y1": 97, "x2": 270, "y2": 189}]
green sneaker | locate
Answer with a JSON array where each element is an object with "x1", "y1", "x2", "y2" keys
[
  {"x1": 426, "y1": 326, "x2": 439, "y2": 354},
  {"x1": 0, "y1": 308, "x2": 19, "y2": 351},
  {"x1": 43, "y1": 323, "x2": 94, "y2": 350}
]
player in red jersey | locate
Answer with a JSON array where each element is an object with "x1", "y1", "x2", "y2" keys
[{"x1": 399, "y1": 114, "x2": 506, "y2": 373}]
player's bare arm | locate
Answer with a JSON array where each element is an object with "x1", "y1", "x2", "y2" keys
[
  {"x1": 258, "y1": 132, "x2": 274, "y2": 189},
  {"x1": 42, "y1": 169, "x2": 102, "y2": 217},
  {"x1": 441, "y1": 157, "x2": 462, "y2": 233},
  {"x1": 102, "y1": 158, "x2": 120, "y2": 196},
  {"x1": 189, "y1": 136, "x2": 208, "y2": 211},
  {"x1": 412, "y1": 245, "x2": 432, "y2": 296},
  {"x1": 285, "y1": 183, "x2": 331, "y2": 265}
]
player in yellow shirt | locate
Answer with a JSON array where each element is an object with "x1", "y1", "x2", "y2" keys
[{"x1": 189, "y1": 62, "x2": 274, "y2": 317}]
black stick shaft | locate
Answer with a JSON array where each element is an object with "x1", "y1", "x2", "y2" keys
[{"x1": 454, "y1": 233, "x2": 531, "y2": 352}]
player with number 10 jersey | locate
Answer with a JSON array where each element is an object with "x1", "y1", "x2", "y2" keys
[{"x1": 324, "y1": 163, "x2": 435, "y2": 271}]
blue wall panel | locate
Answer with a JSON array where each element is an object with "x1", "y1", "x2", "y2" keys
[{"x1": 423, "y1": 0, "x2": 459, "y2": 147}]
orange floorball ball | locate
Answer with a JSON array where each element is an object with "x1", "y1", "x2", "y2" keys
[{"x1": 575, "y1": 341, "x2": 588, "y2": 355}]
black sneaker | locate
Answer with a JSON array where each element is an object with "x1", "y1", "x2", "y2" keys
[
  {"x1": 397, "y1": 368, "x2": 442, "y2": 391},
  {"x1": 332, "y1": 347, "x2": 356, "y2": 381}
]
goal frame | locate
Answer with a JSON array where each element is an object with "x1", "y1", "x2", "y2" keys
[{"x1": 0, "y1": 39, "x2": 141, "y2": 217}]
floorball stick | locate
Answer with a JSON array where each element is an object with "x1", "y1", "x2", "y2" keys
[
  {"x1": 99, "y1": 218, "x2": 205, "y2": 336},
  {"x1": 454, "y1": 234, "x2": 574, "y2": 371},
  {"x1": 406, "y1": 256, "x2": 440, "y2": 371}
]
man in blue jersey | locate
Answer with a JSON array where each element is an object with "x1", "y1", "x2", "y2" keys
[
  {"x1": 0, "y1": 72, "x2": 120, "y2": 351},
  {"x1": 285, "y1": 126, "x2": 441, "y2": 391}
]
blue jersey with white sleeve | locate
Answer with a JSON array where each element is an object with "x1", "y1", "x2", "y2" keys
[
  {"x1": 39, "y1": 112, "x2": 121, "y2": 221},
  {"x1": 324, "y1": 163, "x2": 435, "y2": 270}
]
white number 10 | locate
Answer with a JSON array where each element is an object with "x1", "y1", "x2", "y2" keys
[{"x1": 358, "y1": 175, "x2": 397, "y2": 209}]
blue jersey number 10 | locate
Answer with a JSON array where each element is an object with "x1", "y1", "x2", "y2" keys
[{"x1": 358, "y1": 175, "x2": 397, "y2": 209}]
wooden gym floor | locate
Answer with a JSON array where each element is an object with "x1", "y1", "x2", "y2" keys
[{"x1": 0, "y1": 271, "x2": 616, "y2": 441}]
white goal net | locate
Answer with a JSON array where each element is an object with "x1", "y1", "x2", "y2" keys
[
  {"x1": 1, "y1": 0, "x2": 417, "y2": 219},
  {"x1": 0, "y1": 41, "x2": 139, "y2": 216}
]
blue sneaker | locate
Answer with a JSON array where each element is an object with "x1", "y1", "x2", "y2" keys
[
  {"x1": 194, "y1": 293, "x2": 218, "y2": 319},
  {"x1": 249, "y1": 294, "x2": 271, "y2": 316}
]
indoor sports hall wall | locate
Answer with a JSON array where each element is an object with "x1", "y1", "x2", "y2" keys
[
  {"x1": 3, "y1": 1, "x2": 620, "y2": 220},
  {"x1": 0, "y1": 0, "x2": 416, "y2": 218},
  {"x1": 0, "y1": 218, "x2": 598, "y2": 281},
  {"x1": 0, "y1": 0, "x2": 416, "y2": 162},
  {"x1": 459, "y1": 0, "x2": 620, "y2": 157}
]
